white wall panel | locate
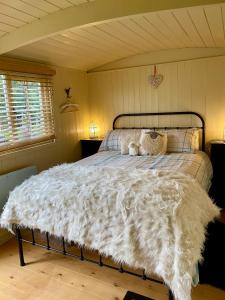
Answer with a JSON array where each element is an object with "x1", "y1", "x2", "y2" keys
[{"x1": 88, "y1": 56, "x2": 225, "y2": 143}]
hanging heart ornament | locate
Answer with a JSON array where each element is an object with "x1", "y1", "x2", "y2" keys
[{"x1": 149, "y1": 65, "x2": 163, "y2": 88}]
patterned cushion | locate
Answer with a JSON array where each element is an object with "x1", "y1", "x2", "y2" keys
[
  {"x1": 161, "y1": 128, "x2": 200, "y2": 153},
  {"x1": 99, "y1": 129, "x2": 141, "y2": 152}
]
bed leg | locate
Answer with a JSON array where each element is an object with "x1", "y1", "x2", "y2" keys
[
  {"x1": 80, "y1": 247, "x2": 84, "y2": 261},
  {"x1": 15, "y1": 226, "x2": 25, "y2": 266},
  {"x1": 31, "y1": 229, "x2": 35, "y2": 245},
  {"x1": 168, "y1": 288, "x2": 174, "y2": 300},
  {"x1": 46, "y1": 232, "x2": 50, "y2": 250},
  {"x1": 119, "y1": 264, "x2": 124, "y2": 273},
  {"x1": 142, "y1": 270, "x2": 147, "y2": 280},
  {"x1": 99, "y1": 255, "x2": 103, "y2": 267},
  {"x1": 62, "y1": 237, "x2": 66, "y2": 255}
]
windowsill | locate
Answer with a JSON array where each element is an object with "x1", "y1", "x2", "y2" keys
[{"x1": 0, "y1": 139, "x2": 56, "y2": 158}]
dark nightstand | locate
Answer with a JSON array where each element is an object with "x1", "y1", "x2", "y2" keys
[
  {"x1": 199, "y1": 211, "x2": 225, "y2": 290},
  {"x1": 209, "y1": 142, "x2": 225, "y2": 208},
  {"x1": 80, "y1": 139, "x2": 102, "y2": 158},
  {"x1": 199, "y1": 141, "x2": 225, "y2": 290}
]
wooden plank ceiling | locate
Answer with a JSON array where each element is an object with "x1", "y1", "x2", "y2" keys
[
  {"x1": 0, "y1": 0, "x2": 94, "y2": 37},
  {"x1": 2, "y1": 2, "x2": 225, "y2": 71}
]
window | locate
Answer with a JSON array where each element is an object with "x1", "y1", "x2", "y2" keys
[{"x1": 0, "y1": 71, "x2": 55, "y2": 153}]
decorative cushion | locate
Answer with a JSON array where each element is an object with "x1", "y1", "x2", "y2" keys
[{"x1": 139, "y1": 130, "x2": 167, "y2": 156}]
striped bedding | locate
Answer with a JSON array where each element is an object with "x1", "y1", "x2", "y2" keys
[{"x1": 76, "y1": 150, "x2": 212, "y2": 191}]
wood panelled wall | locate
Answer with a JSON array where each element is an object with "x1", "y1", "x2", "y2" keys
[
  {"x1": 88, "y1": 55, "x2": 225, "y2": 143},
  {"x1": 0, "y1": 66, "x2": 89, "y2": 244}
]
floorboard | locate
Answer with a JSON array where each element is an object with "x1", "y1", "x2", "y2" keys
[{"x1": 0, "y1": 239, "x2": 225, "y2": 300}]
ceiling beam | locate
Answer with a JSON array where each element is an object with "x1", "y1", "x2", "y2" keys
[
  {"x1": 89, "y1": 48, "x2": 225, "y2": 72},
  {"x1": 0, "y1": 0, "x2": 224, "y2": 55}
]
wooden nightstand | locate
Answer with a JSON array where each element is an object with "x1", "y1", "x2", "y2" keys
[{"x1": 80, "y1": 139, "x2": 102, "y2": 158}]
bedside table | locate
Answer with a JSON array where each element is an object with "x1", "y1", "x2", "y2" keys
[
  {"x1": 209, "y1": 141, "x2": 225, "y2": 208},
  {"x1": 80, "y1": 139, "x2": 102, "y2": 158},
  {"x1": 199, "y1": 210, "x2": 225, "y2": 290},
  {"x1": 199, "y1": 141, "x2": 225, "y2": 290}
]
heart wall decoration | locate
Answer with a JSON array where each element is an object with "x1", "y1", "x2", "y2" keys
[{"x1": 148, "y1": 65, "x2": 163, "y2": 88}]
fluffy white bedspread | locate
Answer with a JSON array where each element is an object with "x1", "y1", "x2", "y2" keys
[{"x1": 0, "y1": 164, "x2": 220, "y2": 300}]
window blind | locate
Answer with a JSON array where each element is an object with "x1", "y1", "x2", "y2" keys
[{"x1": 0, "y1": 71, "x2": 55, "y2": 153}]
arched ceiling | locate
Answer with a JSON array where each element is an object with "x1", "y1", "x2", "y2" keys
[
  {"x1": 0, "y1": 1, "x2": 95, "y2": 38},
  {"x1": 0, "y1": 0, "x2": 225, "y2": 71}
]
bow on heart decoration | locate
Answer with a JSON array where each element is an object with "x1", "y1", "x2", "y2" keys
[{"x1": 149, "y1": 65, "x2": 163, "y2": 88}]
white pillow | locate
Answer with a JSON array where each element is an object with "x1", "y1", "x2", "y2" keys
[
  {"x1": 99, "y1": 128, "x2": 200, "y2": 154},
  {"x1": 139, "y1": 130, "x2": 167, "y2": 156},
  {"x1": 120, "y1": 130, "x2": 141, "y2": 155},
  {"x1": 121, "y1": 135, "x2": 132, "y2": 155},
  {"x1": 192, "y1": 129, "x2": 200, "y2": 151}
]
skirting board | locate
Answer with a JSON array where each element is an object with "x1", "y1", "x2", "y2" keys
[{"x1": 0, "y1": 229, "x2": 12, "y2": 246}]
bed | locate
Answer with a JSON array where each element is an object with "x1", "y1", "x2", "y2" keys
[
  {"x1": 0, "y1": 112, "x2": 220, "y2": 300},
  {"x1": 77, "y1": 150, "x2": 212, "y2": 192}
]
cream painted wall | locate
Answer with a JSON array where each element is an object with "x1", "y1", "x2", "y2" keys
[
  {"x1": 2, "y1": 54, "x2": 225, "y2": 243},
  {"x1": 88, "y1": 55, "x2": 225, "y2": 143},
  {"x1": 0, "y1": 65, "x2": 89, "y2": 243}
]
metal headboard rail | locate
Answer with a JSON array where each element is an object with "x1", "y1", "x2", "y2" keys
[{"x1": 113, "y1": 111, "x2": 205, "y2": 151}]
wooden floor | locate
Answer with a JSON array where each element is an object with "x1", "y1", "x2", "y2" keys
[{"x1": 0, "y1": 239, "x2": 225, "y2": 300}]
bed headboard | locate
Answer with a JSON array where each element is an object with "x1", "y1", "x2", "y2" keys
[{"x1": 112, "y1": 111, "x2": 205, "y2": 151}]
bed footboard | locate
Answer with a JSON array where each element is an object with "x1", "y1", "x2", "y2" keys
[{"x1": 15, "y1": 226, "x2": 175, "y2": 300}]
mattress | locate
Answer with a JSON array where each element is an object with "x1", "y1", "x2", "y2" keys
[{"x1": 76, "y1": 150, "x2": 212, "y2": 191}]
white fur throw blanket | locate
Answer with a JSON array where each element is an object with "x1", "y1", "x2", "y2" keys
[{"x1": 0, "y1": 164, "x2": 220, "y2": 300}]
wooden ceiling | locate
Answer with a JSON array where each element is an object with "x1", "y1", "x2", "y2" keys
[
  {"x1": 1, "y1": 1, "x2": 225, "y2": 71},
  {"x1": 0, "y1": 0, "x2": 94, "y2": 38}
]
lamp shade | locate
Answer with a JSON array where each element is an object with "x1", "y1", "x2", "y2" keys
[{"x1": 89, "y1": 122, "x2": 98, "y2": 139}]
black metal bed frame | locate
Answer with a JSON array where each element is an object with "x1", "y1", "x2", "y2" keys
[
  {"x1": 113, "y1": 111, "x2": 205, "y2": 151},
  {"x1": 15, "y1": 111, "x2": 205, "y2": 300}
]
